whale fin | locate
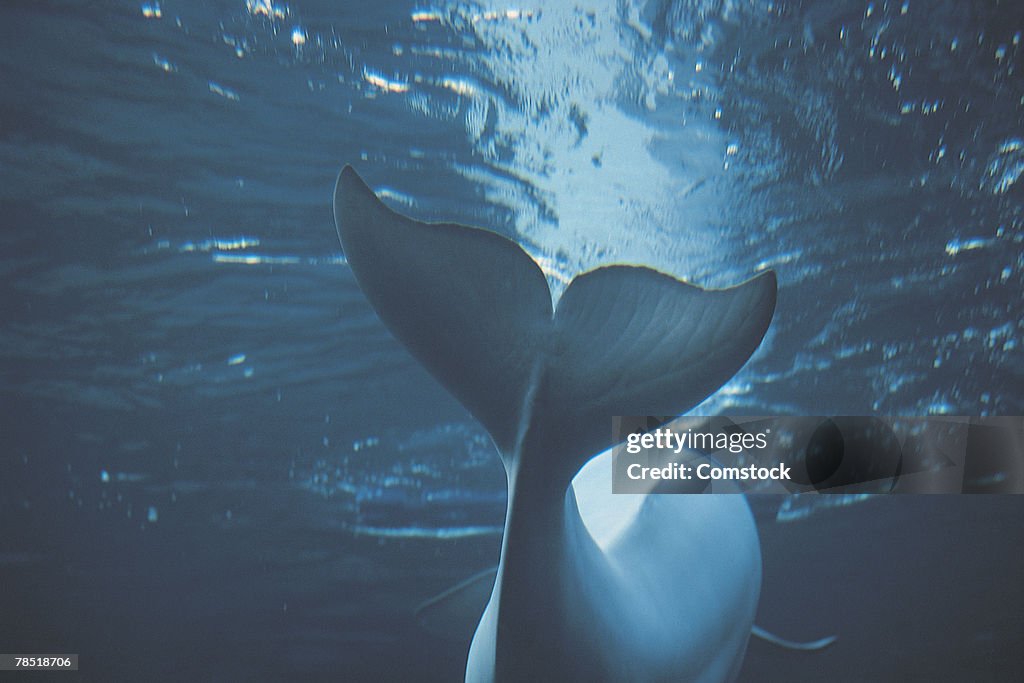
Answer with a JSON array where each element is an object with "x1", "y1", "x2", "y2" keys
[
  {"x1": 334, "y1": 166, "x2": 551, "y2": 453},
  {"x1": 415, "y1": 566, "x2": 498, "y2": 642},
  {"x1": 335, "y1": 166, "x2": 776, "y2": 471},
  {"x1": 751, "y1": 624, "x2": 838, "y2": 651},
  {"x1": 547, "y1": 265, "x2": 777, "y2": 466}
]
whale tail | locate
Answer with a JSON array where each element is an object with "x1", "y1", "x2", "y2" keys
[{"x1": 334, "y1": 165, "x2": 776, "y2": 478}]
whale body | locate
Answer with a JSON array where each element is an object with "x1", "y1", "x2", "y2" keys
[{"x1": 333, "y1": 166, "x2": 778, "y2": 682}]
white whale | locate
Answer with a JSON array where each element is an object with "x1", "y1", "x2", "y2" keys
[{"x1": 334, "y1": 166, "x2": 797, "y2": 682}]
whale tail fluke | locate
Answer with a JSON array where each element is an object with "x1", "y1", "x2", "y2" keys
[
  {"x1": 335, "y1": 165, "x2": 550, "y2": 456},
  {"x1": 334, "y1": 165, "x2": 776, "y2": 476}
]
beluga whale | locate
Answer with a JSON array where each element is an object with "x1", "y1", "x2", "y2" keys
[{"x1": 334, "y1": 166, "x2": 826, "y2": 682}]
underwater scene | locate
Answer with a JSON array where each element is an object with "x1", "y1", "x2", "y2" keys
[{"x1": 1, "y1": 0, "x2": 1022, "y2": 680}]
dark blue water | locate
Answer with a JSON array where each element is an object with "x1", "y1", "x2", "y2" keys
[{"x1": 1, "y1": 1, "x2": 1022, "y2": 680}]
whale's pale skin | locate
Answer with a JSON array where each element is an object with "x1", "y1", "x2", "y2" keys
[{"x1": 334, "y1": 166, "x2": 778, "y2": 682}]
